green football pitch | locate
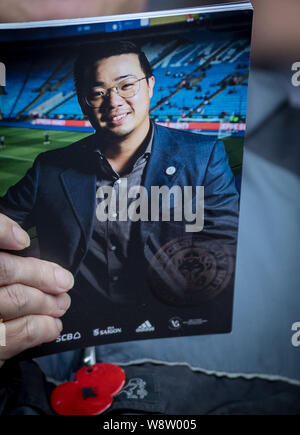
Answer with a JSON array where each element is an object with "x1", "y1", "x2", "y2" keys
[
  {"x1": 0, "y1": 126, "x2": 243, "y2": 197},
  {"x1": 0, "y1": 127, "x2": 89, "y2": 196}
]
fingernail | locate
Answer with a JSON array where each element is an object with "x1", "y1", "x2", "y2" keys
[
  {"x1": 57, "y1": 294, "x2": 71, "y2": 311},
  {"x1": 12, "y1": 225, "x2": 30, "y2": 247},
  {"x1": 55, "y1": 318, "x2": 63, "y2": 331},
  {"x1": 54, "y1": 268, "x2": 74, "y2": 290}
]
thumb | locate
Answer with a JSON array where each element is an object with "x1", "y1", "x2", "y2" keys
[{"x1": 0, "y1": 213, "x2": 30, "y2": 251}]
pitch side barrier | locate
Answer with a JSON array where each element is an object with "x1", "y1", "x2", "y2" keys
[{"x1": 0, "y1": 119, "x2": 246, "y2": 136}]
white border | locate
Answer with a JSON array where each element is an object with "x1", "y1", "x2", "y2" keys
[{"x1": 0, "y1": 2, "x2": 252, "y2": 30}]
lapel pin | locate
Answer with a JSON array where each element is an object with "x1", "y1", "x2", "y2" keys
[
  {"x1": 165, "y1": 166, "x2": 176, "y2": 176},
  {"x1": 51, "y1": 362, "x2": 126, "y2": 415}
]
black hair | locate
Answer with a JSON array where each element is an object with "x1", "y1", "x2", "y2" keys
[{"x1": 74, "y1": 40, "x2": 153, "y2": 97}]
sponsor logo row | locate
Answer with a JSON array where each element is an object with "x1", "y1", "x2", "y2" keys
[{"x1": 55, "y1": 317, "x2": 208, "y2": 343}]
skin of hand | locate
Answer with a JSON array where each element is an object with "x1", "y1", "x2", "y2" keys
[
  {"x1": 250, "y1": 0, "x2": 300, "y2": 66},
  {"x1": 0, "y1": 0, "x2": 147, "y2": 22},
  {"x1": 0, "y1": 213, "x2": 74, "y2": 368}
]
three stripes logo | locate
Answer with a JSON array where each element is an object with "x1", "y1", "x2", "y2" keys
[{"x1": 135, "y1": 320, "x2": 155, "y2": 333}]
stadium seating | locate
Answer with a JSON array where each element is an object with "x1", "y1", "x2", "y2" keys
[{"x1": 0, "y1": 31, "x2": 250, "y2": 123}]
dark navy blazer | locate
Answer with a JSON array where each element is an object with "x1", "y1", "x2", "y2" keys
[{"x1": 0, "y1": 123, "x2": 239, "y2": 275}]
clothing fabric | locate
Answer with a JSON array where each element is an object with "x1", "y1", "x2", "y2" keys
[
  {"x1": 77, "y1": 124, "x2": 153, "y2": 303},
  {"x1": 1, "y1": 358, "x2": 300, "y2": 415},
  {"x1": 0, "y1": 123, "x2": 239, "y2": 279}
]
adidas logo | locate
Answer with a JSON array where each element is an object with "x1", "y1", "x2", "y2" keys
[{"x1": 135, "y1": 320, "x2": 155, "y2": 333}]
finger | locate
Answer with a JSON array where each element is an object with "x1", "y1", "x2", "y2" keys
[
  {"x1": 0, "y1": 213, "x2": 30, "y2": 250},
  {"x1": 0, "y1": 253, "x2": 74, "y2": 294},
  {"x1": 0, "y1": 315, "x2": 63, "y2": 362},
  {"x1": 0, "y1": 283, "x2": 71, "y2": 321}
]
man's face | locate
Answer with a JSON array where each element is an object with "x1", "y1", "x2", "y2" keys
[{"x1": 83, "y1": 53, "x2": 155, "y2": 140}]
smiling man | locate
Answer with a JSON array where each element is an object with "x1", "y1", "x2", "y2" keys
[
  {"x1": 75, "y1": 44, "x2": 155, "y2": 176},
  {"x1": 0, "y1": 40, "x2": 239, "y2": 360},
  {"x1": 83, "y1": 54, "x2": 154, "y2": 138}
]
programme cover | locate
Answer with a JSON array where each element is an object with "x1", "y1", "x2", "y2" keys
[{"x1": 0, "y1": 1, "x2": 253, "y2": 358}]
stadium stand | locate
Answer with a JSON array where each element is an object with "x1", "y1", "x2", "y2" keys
[{"x1": 0, "y1": 30, "x2": 250, "y2": 124}]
